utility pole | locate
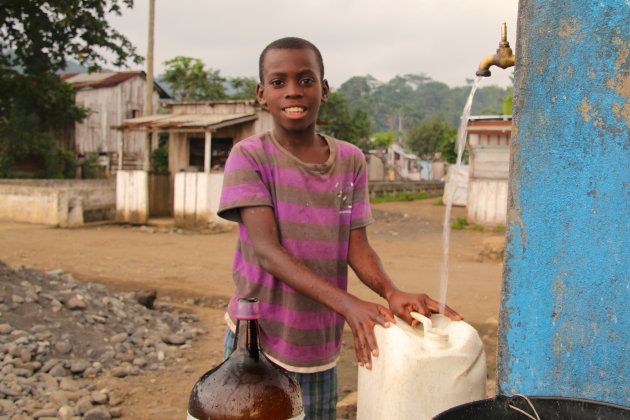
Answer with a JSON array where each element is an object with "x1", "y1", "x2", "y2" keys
[{"x1": 144, "y1": 0, "x2": 155, "y2": 171}]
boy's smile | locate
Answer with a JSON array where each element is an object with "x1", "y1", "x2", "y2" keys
[
  {"x1": 283, "y1": 106, "x2": 306, "y2": 116},
  {"x1": 257, "y1": 48, "x2": 329, "y2": 140}
]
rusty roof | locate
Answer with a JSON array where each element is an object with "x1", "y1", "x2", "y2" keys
[
  {"x1": 60, "y1": 71, "x2": 170, "y2": 99},
  {"x1": 114, "y1": 112, "x2": 258, "y2": 132}
]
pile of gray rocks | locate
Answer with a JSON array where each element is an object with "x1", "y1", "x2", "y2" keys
[{"x1": 0, "y1": 261, "x2": 205, "y2": 419}]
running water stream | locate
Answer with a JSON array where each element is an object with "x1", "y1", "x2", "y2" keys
[{"x1": 439, "y1": 76, "x2": 483, "y2": 313}]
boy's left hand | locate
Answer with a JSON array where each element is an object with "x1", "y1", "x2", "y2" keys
[{"x1": 386, "y1": 290, "x2": 463, "y2": 326}]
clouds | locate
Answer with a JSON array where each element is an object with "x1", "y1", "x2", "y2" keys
[{"x1": 108, "y1": 0, "x2": 517, "y2": 89}]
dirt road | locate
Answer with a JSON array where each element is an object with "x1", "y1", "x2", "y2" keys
[{"x1": 0, "y1": 198, "x2": 504, "y2": 419}]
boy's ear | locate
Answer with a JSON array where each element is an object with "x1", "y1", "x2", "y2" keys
[
  {"x1": 256, "y1": 83, "x2": 266, "y2": 106},
  {"x1": 321, "y1": 79, "x2": 330, "y2": 104}
]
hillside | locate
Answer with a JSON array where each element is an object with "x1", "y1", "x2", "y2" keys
[{"x1": 336, "y1": 74, "x2": 511, "y2": 133}]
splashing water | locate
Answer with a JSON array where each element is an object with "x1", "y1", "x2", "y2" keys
[{"x1": 438, "y1": 76, "x2": 483, "y2": 314}]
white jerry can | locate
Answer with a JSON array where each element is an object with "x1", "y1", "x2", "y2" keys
[{"x1": 357, "y1": 312, "x2": 486, "y2": 420}]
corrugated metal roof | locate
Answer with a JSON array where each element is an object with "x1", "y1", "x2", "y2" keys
[
  {"x1": 114, "y1": 112, "x2": 258, "y2": 131},
  {"x1": 468, "y1": 115, "x2": 512, "y2": 122},
  {"x1": 60, "y1": 71, "x2": 170, "y2": 99},
  {"x1": 391, "y1": 142, "x2": 419, "y2": 160}
]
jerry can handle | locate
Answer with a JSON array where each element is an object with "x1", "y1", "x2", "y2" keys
[
  {"x1": 410, "y1": 312, "x2": 432, "y2": 336},
  {"x1": 410, "y1": 312, "x2": 449, "y2": 348}
]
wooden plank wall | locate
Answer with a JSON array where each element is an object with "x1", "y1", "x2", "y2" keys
[
  {"x1": 73, "y1": 76, "x2": 159, "y2": 170},
  {"x1": 149, "y1": 172, "x2": 172, "y2": 217}
]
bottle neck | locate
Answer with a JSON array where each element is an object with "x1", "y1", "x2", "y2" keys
[{"x1": 234, "y1": 318, "x2": 260, "y2": 360}]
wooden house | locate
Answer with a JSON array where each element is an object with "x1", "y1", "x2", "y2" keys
[
  {"x1": 388, "y1": 142, "x2": 423, "y2": 181},
  {"x1": 59, "y1": 71, "x2": 170, "y2": 175},
  {"x1": 367, "y1": 142, "x2": 424, "y2": 181},
  {"x1": 115, "y1": 100, "x2": 274, "y2": 226}
]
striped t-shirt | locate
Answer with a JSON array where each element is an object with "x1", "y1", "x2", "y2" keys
[{"x1": 218, "y1": 131, "x2": 373, "y2": 372}]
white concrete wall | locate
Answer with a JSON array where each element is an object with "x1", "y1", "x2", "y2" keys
[
  {"x1": 467, "y1": 180, "x2": 508, "y2": 226},
  {"x1": 466, "y1": 145, "x2": 510, "y2": 225},
  {"x1": 173, "y1": 172, "x2": 231, "y2": 229},
  {"x1": 115, "y1": 170, "x2": 148, "y2": 224},
  {"x1": 0, "y1": 180, "x2": 115, "y2": 227}
]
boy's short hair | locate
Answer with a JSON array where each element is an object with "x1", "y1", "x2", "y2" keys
[{"x1": 258, "y1": 37, "x2": 325, "y2": 83}]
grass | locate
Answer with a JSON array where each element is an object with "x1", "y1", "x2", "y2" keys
[
  {"x1": 370, "y1": 191, "x2": 438, "y2": 204},
  {"x1": 452, "y1": 216, "x2": 468, "y2": 229},
  {"x1": 469, "y1": 223, "x2": 485, "y2": 232},
  {"x1": 492, "y1": 223, "x2": 506, "y2": 233},
  {"x1": 451, "y1": 217, "x2": 497, "y2": 232}
]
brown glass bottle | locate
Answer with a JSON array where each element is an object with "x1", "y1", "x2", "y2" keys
[{"x1": 187, "y1": 298, "x2": 304, "y2": 420}]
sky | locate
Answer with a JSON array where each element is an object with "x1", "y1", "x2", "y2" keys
[{"x1": 108, "y1": 0, "x2": 518, "y2": 90}]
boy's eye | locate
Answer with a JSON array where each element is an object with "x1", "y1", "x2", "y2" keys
[
  {"x1": 270, "y1": 79, "x2": 284, "y2": 86},
  {"x1": 300, "y1": 78, "x2": 315, "y2": 85}
]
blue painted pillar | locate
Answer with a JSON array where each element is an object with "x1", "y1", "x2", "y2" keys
[{"x1": 499, "y1": 1, "x2": 630, "y2": 405}]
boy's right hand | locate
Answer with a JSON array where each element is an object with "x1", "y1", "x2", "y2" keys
[{"x1": 340, "y1": 296, "x2": 395, "y2": 370}]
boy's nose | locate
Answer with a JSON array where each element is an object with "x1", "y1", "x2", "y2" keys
[{"x1": 284, "y1": 81, "x2": 303, "y2": 97}]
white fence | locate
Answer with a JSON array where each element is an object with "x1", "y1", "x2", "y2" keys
[
  {"x1": 116, "y1": 170, "x2": 148, "y2": 224},
  {"x1": 174, "y1": 172, "x2": 230, "y2": 229}
]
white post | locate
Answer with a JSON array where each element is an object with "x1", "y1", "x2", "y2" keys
[
  {"x1": 204, "y1": 130, "x2": 212, "y2": 173},
  {"x1": 117, "y1": 132, "x2": 123, "y2": 170}
]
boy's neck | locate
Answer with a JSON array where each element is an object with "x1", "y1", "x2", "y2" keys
[{"x1": 273, "y1": 127, "x2": 329, "y2": 165}]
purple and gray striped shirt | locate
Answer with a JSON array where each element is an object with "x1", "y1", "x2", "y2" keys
[{"x1": 218, "y1": 131, "x2": 373, "y2": 372}]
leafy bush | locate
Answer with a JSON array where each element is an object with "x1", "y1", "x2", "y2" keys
[
  {"x1": 152, "y1": 144, "x2": 169, "y2": 172},
  {"x1": 81, "y1": 153, "x2": 107, "y2": 179},
  {"x1": 451, "y1": 216, "x2": 468, "y2": 229},
  {"x1": 43, "y1": 147, "x2": 77, "y2": 179}
]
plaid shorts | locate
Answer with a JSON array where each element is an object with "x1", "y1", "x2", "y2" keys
[{"x1": 224, "y1": 328, "x2": 338, "y2": 420}]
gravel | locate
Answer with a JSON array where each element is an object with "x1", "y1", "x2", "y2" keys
[{"x1": 0, "y1": 261, "x2": 205, "y2": 419}]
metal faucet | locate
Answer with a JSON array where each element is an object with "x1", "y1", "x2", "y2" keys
[{"x1": 476, "y1": 22, "x2": 515, "y2": 77}]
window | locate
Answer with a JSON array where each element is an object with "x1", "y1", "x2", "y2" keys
[
  {"x1": 211, "y1": 138, "x2": 233, "y2": 169},
  {"x1": 188, "y1": 137, "x2": 234, "y2": 170},
  {"x1": 188, "y1": 137, "x2": 205, "y2": 170},
  {"x1": 127, "y1": 109, "x2": 141, "y2": 119}
]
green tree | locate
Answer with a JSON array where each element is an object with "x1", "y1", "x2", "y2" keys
[
  {"x1": 371, "y1": 131, "x2": 397, "y2": 149},
  {"x1": 0, "y1": 0, "x2": 142, "y2": 178},
  {"x1": 318, "y1": 92, "x2": 372, "y2": 150},
  {"x1": 161, "y1": 56, "x2": 228, "y2": 101},
  {"x1": 337, "y1": 75, "x2": 379, "y2": 103},
  {"x1": 438, "y1": 133, "x2": 468, "y2": 164},
  {"x1": 502, "y1": 86, "x2": 513, "y2": 115},
  {"x1": 229, "y1": 76, "x2": 258, "y2": 100},
  {"x1": 0, "y1": 76, "x2": 85, "y2": 178},
  {"x1": 402, "y1": 73, "x2": 432, "y2": 90},
  {"x1": 406, "y1": 115, "x2": 456, "y2": 161}
]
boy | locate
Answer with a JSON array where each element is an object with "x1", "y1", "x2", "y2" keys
[{"x1": 218, "y1": 37, "x2": 461, "y2": 419}]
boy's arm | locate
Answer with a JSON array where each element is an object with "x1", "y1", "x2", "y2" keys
[
  {"x1": 347, "y1": 227, "x2": 463, "y2": 326},
  {"x1": 240, "y1": 205, "x2": 394, "y2": 369}
]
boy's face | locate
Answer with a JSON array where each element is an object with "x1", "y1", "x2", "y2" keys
[{"x1": 256, "y1": 48, "x2": 329, "y2": 135}]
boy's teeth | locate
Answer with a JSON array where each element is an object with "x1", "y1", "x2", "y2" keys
[{"x1": 285, "y1": 107, "x2": 304, "y2": 112}]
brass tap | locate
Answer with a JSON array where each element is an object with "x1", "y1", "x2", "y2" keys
[{"x1": 476, "y1": 22, "x2": 515, "y2": 77}]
